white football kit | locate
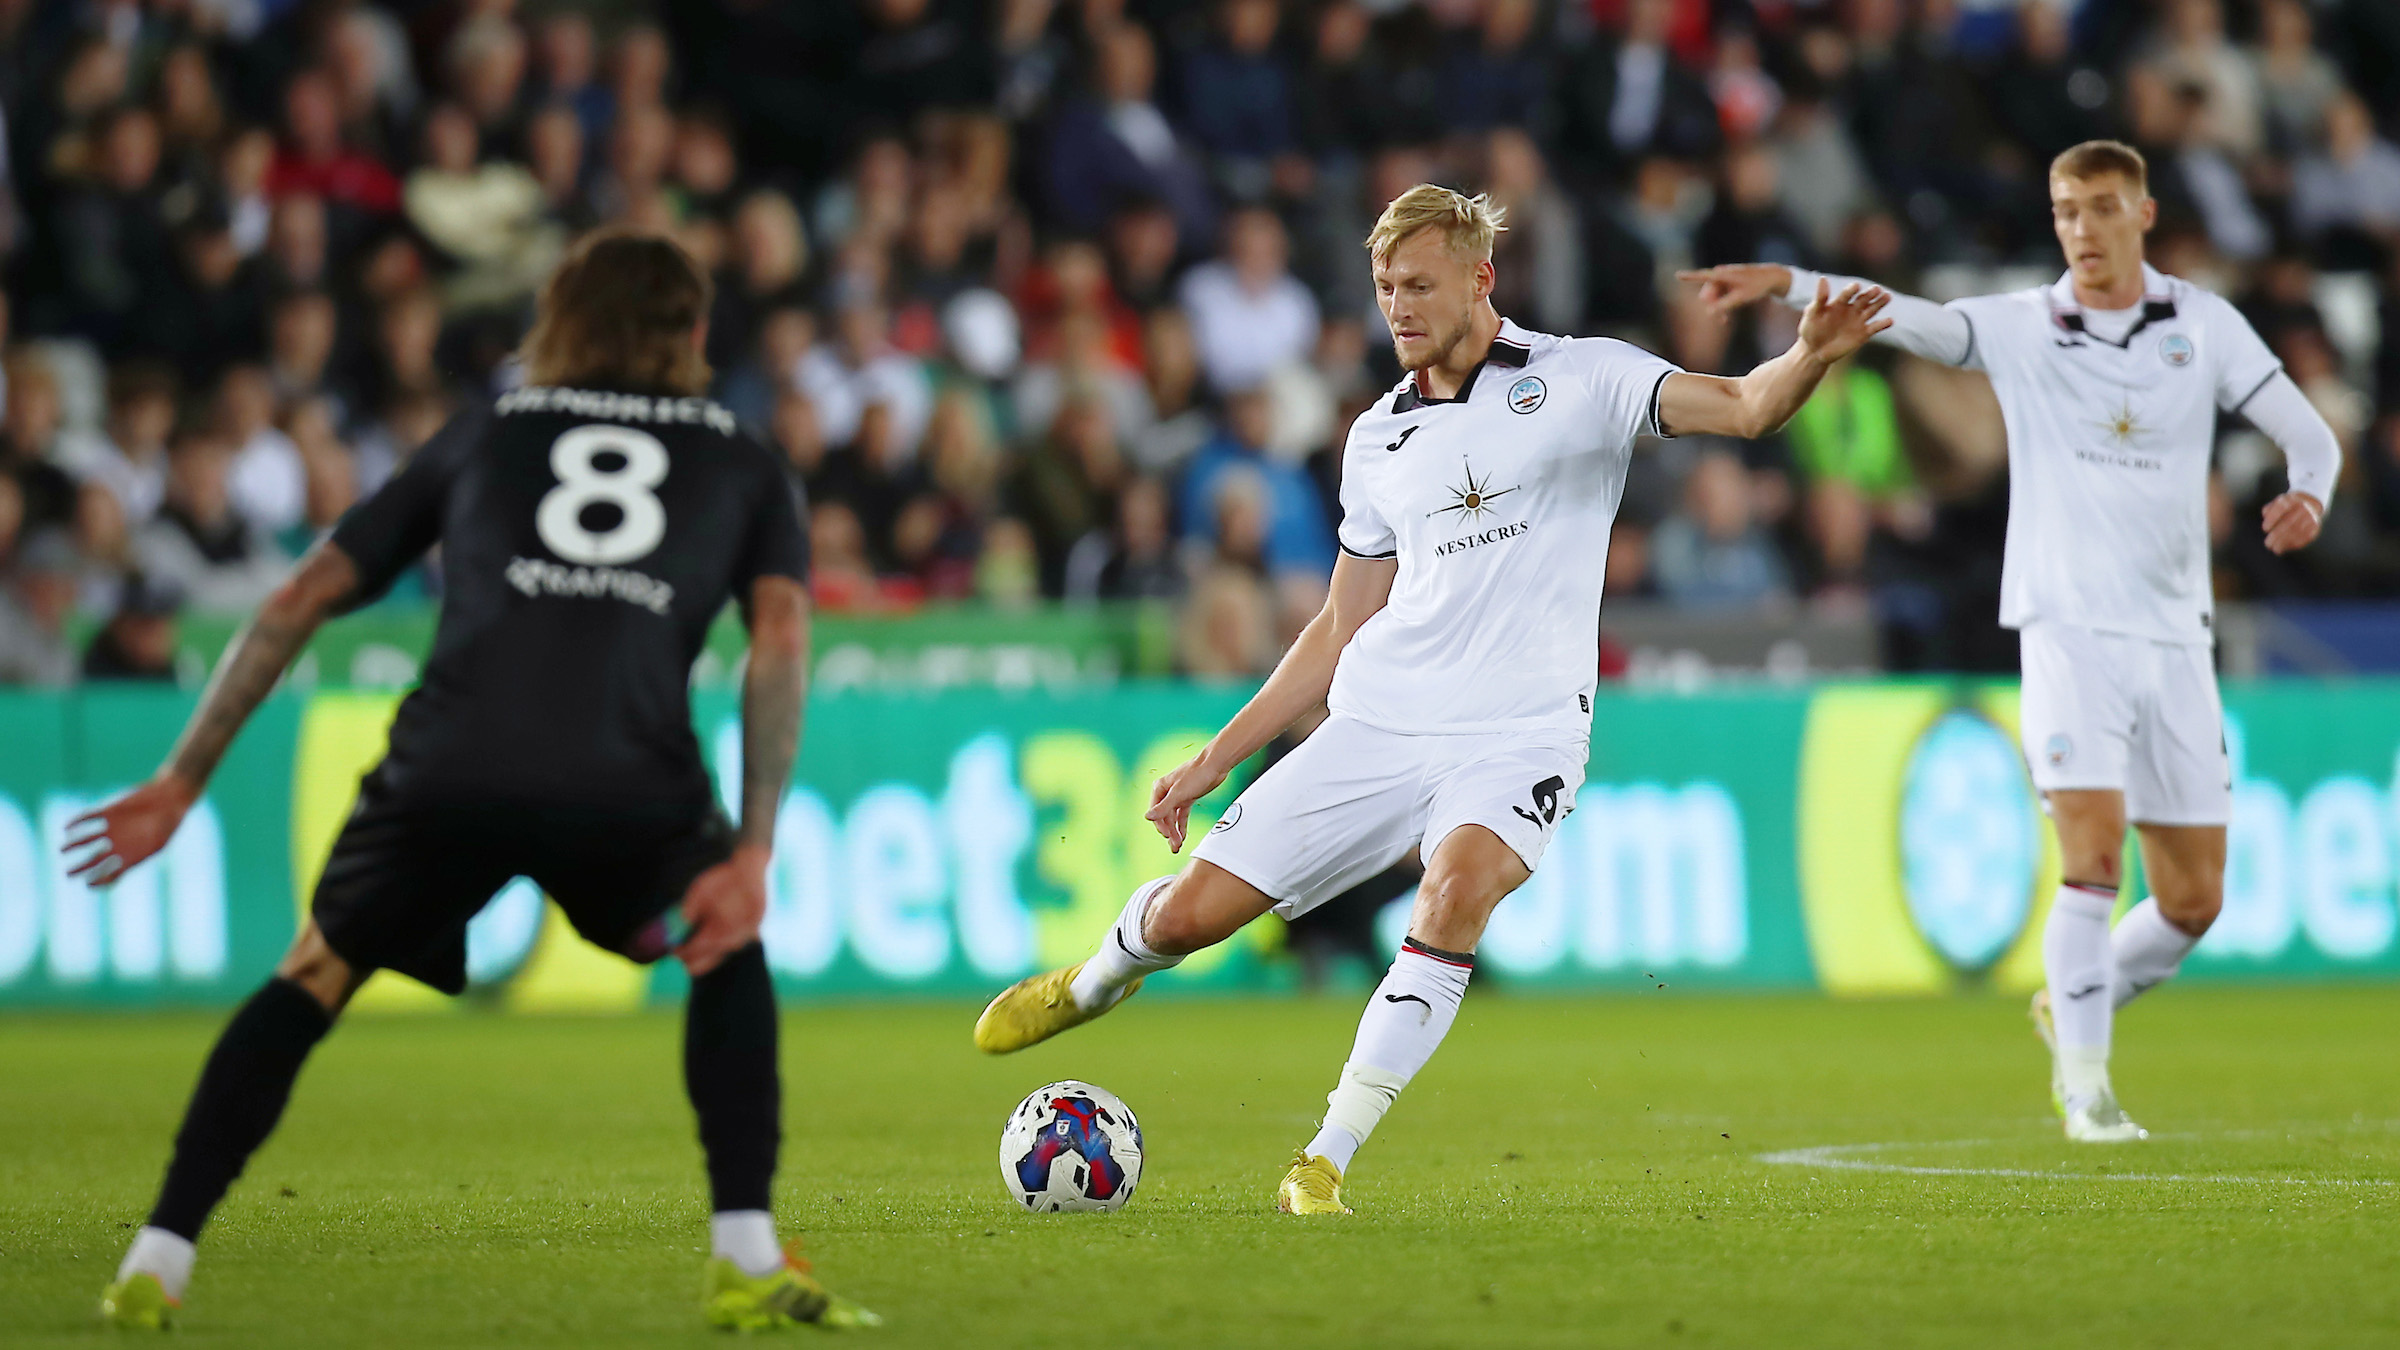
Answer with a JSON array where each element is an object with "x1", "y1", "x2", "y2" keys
[
  {"x1": 1785, "y1": 264, "x2": 2341, "y2": 824},
  {"x1": 1193, "y1": 319, "x2": 1678, "y2": 912}
]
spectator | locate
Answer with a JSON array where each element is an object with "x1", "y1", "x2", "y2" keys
[
  {"x1": 807, "y1": 499, "x2": 882, "y2": 612},
  {"x1": 2250, "y1": 0, "x2": 2345, "y2": 154},
  {"x1": 1442, "y1": 0, "x2": 1546, "y2": 135},
  {"x1": 1483, "y1": 129, "x2": 1584, "y2": 338},
  {"x1": 1106, "y1": 197, "x2": 1182, "y2": 312},
  {"x1": 1177, "y1": 0, "x2": 1301, "y2": 202},
  {"x1": 2290, "y1": 93, "x2": 2400, "y2": 267},
  {"x1": 220, "y1": 127, "x2": 276, "y2": 258},
  {"x1": 525, "y1": 104, "x2": 596, "y2": 232},
  {"x1": 856, "y1": 0, "x2": 994, "y2": 125},
  {"x1": 352, "y1": 388, "x2": 451, "y2": 499},
  {"x1": 1012, "y1": 308, "x2": 1154, "y2": 452},
  {"x1": 2140, "y1": 0, "x2": 2263, "y2": 159},
  {"x1": 817, "y1": 401, "x2": 925, "y2": 567},
  {"x1": 81, "y1": 571, "x2": 182, "y2": 682},
  {"x1": 1066, "y1": 474, "x2": 1186, "y2": 602},
  {"x1": 796, "y1": 302, "x2": 935, "y2": 455},
  {"x1": 266, "y1": 289, "x2": 343, "y2": 412},
  {"x1": 721, "y1": 302, "x2": 815, "y2": 433},
  {"x1": 264, "y1": 69, "x2": 402, "y2": 219},
  {"x1": 1178, "y1": 469, "x2": 1278, "y2": 679},
  {"x1": 52, "y1": 104, "x2": 171, "y2": 350},
  {"x1": 1, "y1": 349, "x2": 82, "y2": 531},
  {"x1": 1695, "y1": 143, "x2": 1813, "y2": 273},
  {"x1": 142, "y1": 204, "x2": 269, "y2": 377},
  {"x1": 770, "y1": 389, "x2": 830, "y2": 499},
  {"x1": 404, "y1": 101, "x2": 561, "y2": 313},
  {"x1": 0, "y1": 527, "x2": 78, "y2": 686},
  {"x1": 134, "y1": 426, "x2": 291, "y2": 613},
  {"x1": 59, "y1": 361, "x2": 177, "y2": 526},
  {"x1": 1178, "y1": 206, "x2": 1319, "y2": 393},
  {"x1": 1131, "y1": 306, "x2": 1213, "y2": 474},
  {"x1": 1178, "y1": 385, "x2": 1334, "y2": 579},
  {"x1": 1651, "y1": 448, "x2": 1793, "y2": 610},
  {"x1": 1009, "y1": 394, "x2": 1128, "y2": 592},
  {"x1": 893, "y1": 392, "x2": 1002, "y2": 598},
  {"x1": 1558, "y1": 0, "x2": 1722, "y2": 182},
  {"x1": 534, "y1": 11, "x2": 613, "y2": 145},
  {"x1": 216, "y1": 365, "x2": 308, "y2": 534},
  {"x1": 711, "y1": 191, "x2": 811, "y2": 376},
  {"x1": 449, "y1": 14, "x2": 531, "y2": 156},
  {"x1": 1042, "y1": 21, "x2": 1215, "y2": 244}
]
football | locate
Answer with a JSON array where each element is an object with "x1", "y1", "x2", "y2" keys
[{"x1": 998, "y1": 1080, "x2": 1145, "y2": 1213}]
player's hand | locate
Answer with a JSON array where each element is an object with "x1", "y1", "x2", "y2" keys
[
  {"x1": 1795, "y1": 278, "x2": 1892, "y2": 364},
  {"x1": 1145, "y1": 752, "x2": 1231, "y2": 854},
  {"x1": 676, "y1": 843, "x2": 770, "y2": 978},
  {"x1": 2261, "y1": 491, "x2": 2324, "y2": 554},
  {"x1": 1675, "y1": 263, "x2": 1796, "y2": 317},
  {"x1": 62, "y1": 773, "x2": 198, "y2": 888}
]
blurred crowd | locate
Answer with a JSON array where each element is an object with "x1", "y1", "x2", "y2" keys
[{"x1": 1, "y1": 0, "x2": 2398, "y2": 688}]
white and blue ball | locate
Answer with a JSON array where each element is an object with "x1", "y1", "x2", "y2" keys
[{"x1": 998, "y1": 1081, "x2": 1144, "y2": 1213}]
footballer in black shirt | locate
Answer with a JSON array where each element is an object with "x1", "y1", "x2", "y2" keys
[{"x1": 69, "y1": 235, "x2": 877, "y2": 1331}]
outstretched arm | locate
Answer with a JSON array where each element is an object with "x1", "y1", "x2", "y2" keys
[
  {"x1": 65, "y1": 541, "x2": 362, "y2": 885},
  {"x1": 2237, "y1": 372, "x2": 2341, "y2": 554},
  {"x1": 1146, "y1": 552, "x2": 1398, "y2": 851},
  {"x1": 1679, "y1": 262, "x2": 1976, "y2": 367},
  {"x1": 677, "y1": 574, "x2": 811, "y2": 977},
  {"x1": 1656, "y1": 279, "x2": 1892, "y2": 439}
]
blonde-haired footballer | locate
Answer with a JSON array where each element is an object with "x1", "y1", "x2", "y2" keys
[
  {"x1": 975, "y1": 185, "x2": 1890, "y2": 1213},
  {"x1": 1684, "y1": 140, "x2": 2341, "y2": 1143}
]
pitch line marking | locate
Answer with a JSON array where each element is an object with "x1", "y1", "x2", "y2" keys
[{"x1": 1757, "y1": 1138, "x2": 2398, "y2": 1188}]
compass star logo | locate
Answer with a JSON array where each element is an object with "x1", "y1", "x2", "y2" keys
[
  {"x1": 1428, "y1": 459, "x2": 1520, "y2": 522},
  {"x1": 2093, "y1": 396, "x2": 2144, "y2": 446}
]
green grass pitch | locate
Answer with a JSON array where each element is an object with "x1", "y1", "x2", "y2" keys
[{"x1": 4, "y1": 985, "x2": 2397, "y2": 1348}]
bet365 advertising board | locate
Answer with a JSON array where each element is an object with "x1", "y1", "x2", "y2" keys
[{"x1": 0, "y1": 680, "x2": 2391, "y2": 1010}]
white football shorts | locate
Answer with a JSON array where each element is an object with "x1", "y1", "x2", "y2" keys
[
  {"x1": 2016, "y1": 621, "x2": 2231, "y2": 826},
  {"x1": 1190, "y1": 712, "x2": 1586, "y2": 919}
]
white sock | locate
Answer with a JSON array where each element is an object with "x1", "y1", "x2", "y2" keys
[
  {"x1": 117, "y1": 1227, "x2": 196, "y2": 1301},
  {"x1": 2112, "y1": 897, "x2": 2198, "y2": 1010},
  {"x1": 710, "y1": 1210, "x2": 782, "y2": 1279},
  {"x1": 1304, "y1": 939, "x2": 1474, "y2": 1172},
  {"x1": 1069, "y1": 877, "x2": 1180, "y2": 1011},
  {"x1": 2044, "y1": 882, "x2": 2118, "y2": 1106}
]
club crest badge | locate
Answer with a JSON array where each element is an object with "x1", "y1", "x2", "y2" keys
[
  {"x1": 1508, "y1": 375, "x2": 1547, "y2": 414},
  {"x1": 2160, "y1": 334, "x2": 2194, "y2": 367}
]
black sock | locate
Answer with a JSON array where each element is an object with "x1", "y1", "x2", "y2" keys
[
  {"x1": 149, "y1": 978, "x2": 334, "y2": 1240},
  {"x1": 684, "y1": 943, "x2": 780, "y2": 1214}
]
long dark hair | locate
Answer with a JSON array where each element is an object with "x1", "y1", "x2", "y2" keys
[{"x1": 517, "y1": 231, "x2": 714, "y2": 395}]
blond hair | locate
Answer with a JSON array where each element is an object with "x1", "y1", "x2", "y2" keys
[
  {"x1": 2051, "y1": 139, "x2": 2148, "y2": 194},
  {"x1": 1365, "y1": 185, "x2": 1507, "y2": 264}
]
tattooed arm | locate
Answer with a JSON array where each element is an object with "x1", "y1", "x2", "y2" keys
[
  {"x1": 673, "y1": 574, "x2": 811, "y2": 976},
  {"x1": 65, "y1": 542, "x2": 361, "y2": 885}
]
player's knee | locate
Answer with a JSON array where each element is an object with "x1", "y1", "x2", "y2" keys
[
  {"x1": 1411, "y1": 873, "x2": 1502, "y2": 948},
  {"x1": 1143, "y1": 885, "x2": 1229, "y2": 956},
  {"x1": 275, "y1": 926, "x2": 362, "y2": 1015},
  {"x1": 2155, "y1": 886, "x2": 2221, "y2": 935}
]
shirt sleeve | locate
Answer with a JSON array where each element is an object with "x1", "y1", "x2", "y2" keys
[
  {"x1": 2236, "y1": 371, "x2": 2342, "y2": 508},
  {"x1": 729, "y1": 439, "x2": 811, "y2": 592},
  {"x1": 1335, "y1": 436, "x2": 1396, "y2": 560},
  {"x1": 1784, "y1": 267, "x2": 1981, "y2": 369},
  {"x1": 2209, "y1": 298, "x2": 2286, "y2": 413},
  {"x1": 327, "y1": 405, "x2": 483, "y2": 611},
  {"x1": 1571, "y1": 338, "x2": 1682, "y2": 442}
]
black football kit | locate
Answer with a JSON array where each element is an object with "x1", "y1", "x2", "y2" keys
[{"x1": 311, "y1": 386, "x2": 808, "y2": 994}]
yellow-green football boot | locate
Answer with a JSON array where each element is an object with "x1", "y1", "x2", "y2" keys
[
  {"x1": 98, "y1": 1272, "x2": 177, "y2": 1330},
  {"x1": 2030, "y1": 988, "x2": 2066, "y2": 1119},
  {"x1": 973, "y1": 962, "x2": 1141, "y2": 1055},
  {"x1": 1275, "y1": 1152, "x2": 1353, "y2": 1216},
  {"x1": 702, "y1": 1244, "x2": 882, "y2": 1332}
]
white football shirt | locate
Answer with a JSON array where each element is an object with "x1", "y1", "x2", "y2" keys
[
  {"x1": 1329, "y1": 319, "x2": 1678, "y2": 741},
  {"x1": 1791, "y1": 263, "x2": 2287, "y2": 645}
]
